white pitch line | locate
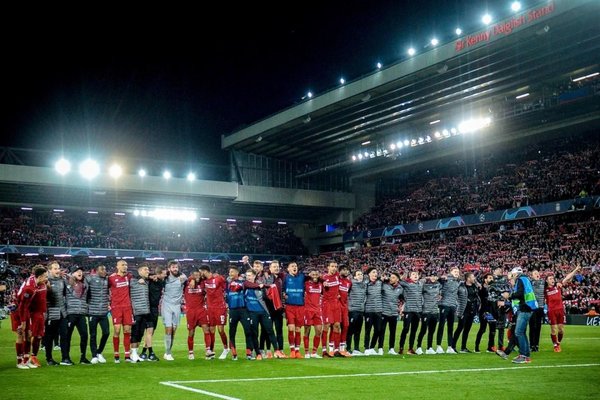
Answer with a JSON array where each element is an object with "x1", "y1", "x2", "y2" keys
[
  {"x1": 165, "y1": 363, "x2": 600, "y2": 384},
  {"x1": 160, "y1": 381, "x2": 241, "y2": 400}
]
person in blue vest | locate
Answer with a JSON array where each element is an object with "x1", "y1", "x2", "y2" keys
[
  {"x1": 225, "y1": 266, "x2": 252, "y2": 361},
  {"x1": 243, "y1": 269, "x2": 287, "y2": 359},
  {"x1": 498, "y1": 267, "x2": 538, "y2": 364},
  {"x1": 282, "y1": 262, "x2": 305, "y2": 358}
]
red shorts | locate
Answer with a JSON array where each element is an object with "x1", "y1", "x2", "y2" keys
[
  {"x1": 322, "y1": 302, "x2": 342, "y2": 324},
  {"x1": 304, "y1": 309, "x2": 323, "y2": 326},
  {"x1": 30, "y1": 312, "x2": 45, "y2": 337},
  {"x1": 285, "y1": 305, "x2": 304, "y2": 326},
  {"x1": 208, "y1": 308, "x2": 227, "y2": 327},
  {"x1": 186, "y1": 309, "x2": 209, "y2": 329},
  {"x1": 11, "y1": 312, "x2": 22, "y2": 332},
  {"x1": 112, "y1": 307, "x2": 134, "y2": 326},
  {"x1": 340, "y1": 307, "x2": 349, "y2": 327},
  {"x1": 548, "y1": 308, "x2": 566, "y2": 325}
]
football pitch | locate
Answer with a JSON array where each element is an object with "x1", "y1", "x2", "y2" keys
[{"x1": 2, "y1": 320, "x2": 598, "y2": 400}]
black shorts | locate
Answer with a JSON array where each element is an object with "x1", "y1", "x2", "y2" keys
[
  {"x1": 149, "y1": 307, "x2": 160, "y2": 330},
  {"x1": 131, "y1": 314, "x2": 153, "y2": 343}
]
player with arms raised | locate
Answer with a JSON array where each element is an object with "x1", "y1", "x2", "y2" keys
[{"x1": 545, "y1": 264, "x2": 581, "y2": 352}]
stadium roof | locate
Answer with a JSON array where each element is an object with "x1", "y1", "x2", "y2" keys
[{"x1": 222, "y1": 0, "x2": 600, "y2": 179}]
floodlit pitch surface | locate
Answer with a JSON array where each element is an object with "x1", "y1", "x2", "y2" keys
[{"x1": 2, "y1": 320, "x2": 598, "y2": 399}]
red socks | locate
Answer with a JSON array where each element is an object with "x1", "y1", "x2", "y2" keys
[
  {"x1": 289, "y1": 331, "x2": 296, "y2": 349},
  {"x1": 294, "y1": 331, "x2": 301, "y2": 348},
  {"x1": 558, "y1": 332, "x2": 563, "y2": 343},
  {"x1": 204, "y1": 332, "x2": 213, "y2": 351},
  {"x1": 113, "y1": 336, "x2": 120, "y2": 354},
  {"x1": 551, "y1": 334, "x2": 558, "y2": 345},
  {"x1": 219, "y1": 331, "x2": 228, "y2": 347},
  {"x1": 313, "y1": 335, "x2": 321, "y2": 352},
  {"x1": 188, "y1": 336, "x2": 194, "y2": 352},
  {"x1": 124, "y1": 332, "x2": 131, "y2": 357},
  {"x1": 32, "y1": 337, "x2": 41, "y2": 356}
]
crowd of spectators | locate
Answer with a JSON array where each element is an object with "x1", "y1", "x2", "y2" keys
[
  {"x1": 352, "y1": 133, "x2": 600, "y2": 231},
  {"x1": 304, "y1": 211, "x2": 600, "y2": 314},
  {"x1": 0, "y1": 209, "x2": 307, "y2": 255},
  {"x1": 2, "y1": 211, "x2": 598, "y2": 314}
]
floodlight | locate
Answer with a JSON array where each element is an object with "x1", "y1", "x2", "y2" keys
[
  {"x1": 55, "y1": 158, "x2": 71, "y2": 175},
  {"x1": 79, "y1": 159, "x2": 100, "y2": 180},
  {"x1": 109, "y1": 164, "x2": 122, "y2": 179}
]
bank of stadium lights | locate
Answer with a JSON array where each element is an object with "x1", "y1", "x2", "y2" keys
[
  {"x1": 511, "y1": 1, "x2": 522, "y2": 12},
  {"x1": 186, "y1": 172, "x2": 196, "y2": 181},
  {"x1": 376, "y1": 62, "x2": 382, "y2": 69},
  {"x1": 458, "y1": 117, "x2": 492, "y2": 134},
  {"x1": 162, "y1": 170, "x2": 172, "y2": 180},
  {"x1": 351, "y1": 118, "x2": 492, "y2": 162},
  {"x1": 407, "y1": 47, "x2": 416, "y2": 57},
  {"x1": 455, "y1": 28, "x2": 462, "y2": 36},
  {"x1": 133, "y1": 208, "x2": 197, "y2": 222},
  {"x1": 339, "y1": 78, "x2": 345, "y2": 85},
  {"x1": 55, "y1": 158, "x2": 71, "y2": 175},
  {"x1": 79, "y1": 159, "x2": 100, "y2": 180},
  {"x1": 138, "y1": 169, "x2": 146, "y2": 177},
  {"x1": 430, "y1": 38, "x2": 439, "y2": 47}
]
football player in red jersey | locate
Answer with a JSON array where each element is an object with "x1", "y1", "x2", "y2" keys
[
  {"x1": 303, "y1": 269, "x2": 324, "y2": 358},
  {"x1": 545, "y1": 265, "x2": 580, "y2": 352},
  {"x1": 108, "y1": 260, "x2": 134, "y2": 363},
  {"x1": 199, "y1": 264, "x2": 229, "y2": 359},
  {"x1": 338, "y1": 265, "x2": 352, "y2": 356},
  {"x1": 321, "y1": 262, "x2": 342, "y2": 357},
  {"x1": 185, "y1": 268, "x2": 210, "y2": 360},
  {"x1": 13, "y1": 265, "x2": 48, "y2": 369}
]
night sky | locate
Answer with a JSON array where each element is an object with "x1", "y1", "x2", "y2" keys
[{"x1": 3, "y1": 0, "x2": 495, "y2": 175}]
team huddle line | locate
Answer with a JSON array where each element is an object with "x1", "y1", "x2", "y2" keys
[{"x1": 11, "y1": 257, "x2": 578, "y2": 368}]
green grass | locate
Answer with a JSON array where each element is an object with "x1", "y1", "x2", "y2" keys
[{"x1": 2, "y1": 318, "x2": 599, "y2": 399}]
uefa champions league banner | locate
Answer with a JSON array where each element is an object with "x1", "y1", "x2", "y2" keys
[
  {"x1": 343, "y1": 196, "x2": 598, "y2": 243},
  {"x1": 0, "y1": 245, "x2": 293, "y2": 263}
]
